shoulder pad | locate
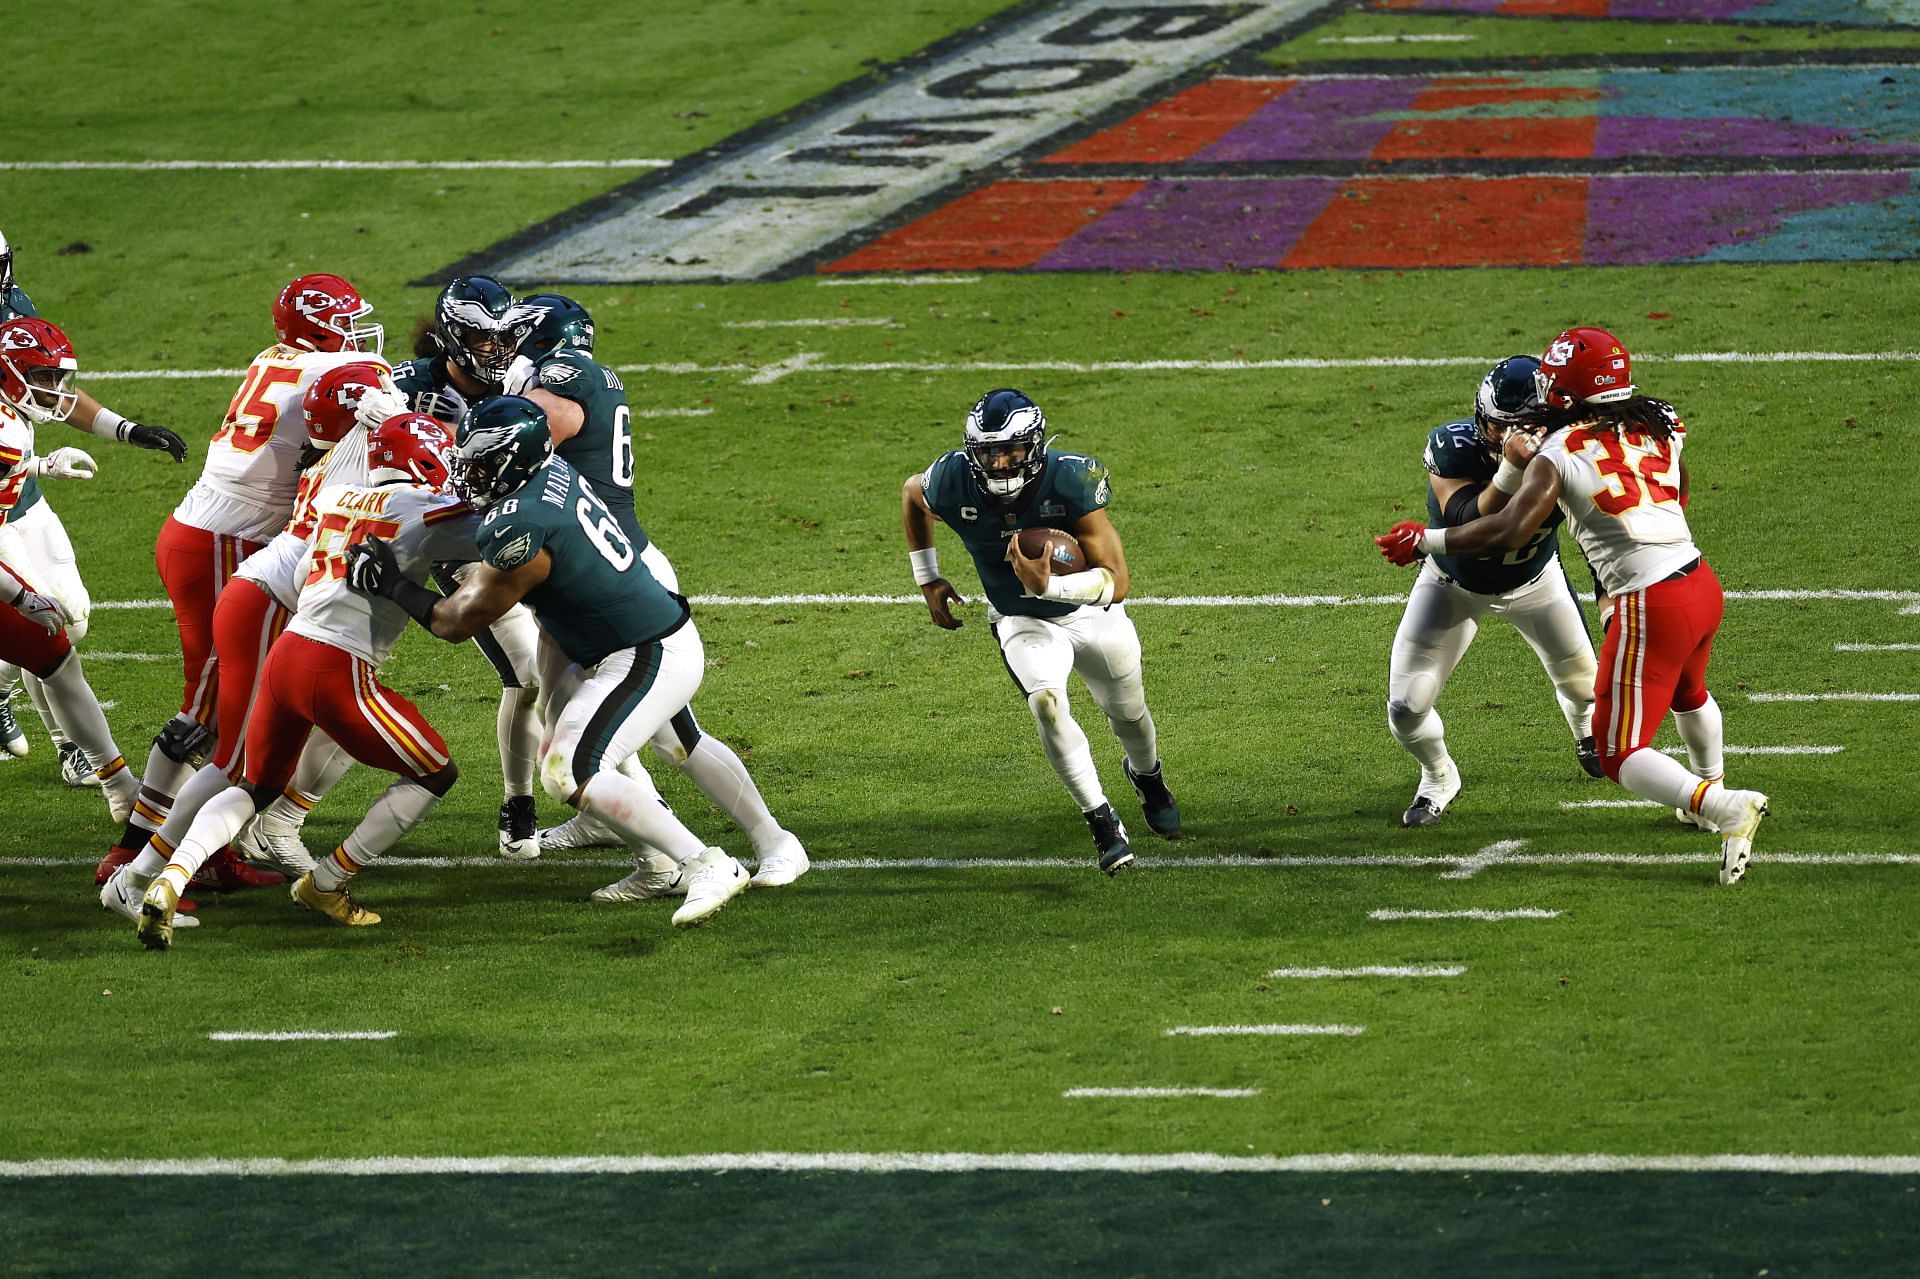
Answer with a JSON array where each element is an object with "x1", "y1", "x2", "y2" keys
[
  {"x1": 3, "y1": 287, "x2": 36, "y2": 320},
  {"x1": 534, "y1": 348, "x2": 597, "y2": 391},
  {"x1": 1049, "y1": 451, "x2": 1111, "y2": 510},
  {"x1": 1423, "y1": 421, "x2": 1486, "y2": 478}
]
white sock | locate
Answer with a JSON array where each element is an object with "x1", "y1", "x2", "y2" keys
[
  {"x1": 41, "y1": 657, "x2": 130, "y2": 788},
  {"x1": 1028, "y1": 689, "x2": 1106, "y2": 812},
  {"x1": 579, "y1": 770, "x2": 707, "y2": 863},
  {"x1": 264, "y1": 734, "x2": 354, "y2": 828},
  {"x1": 1388, "y1": 700, "x2": 1454, "y2": 782},
  {"x1": 1106, "y1": 705, "x2": 1159, "y2": 777},
  {"x1": 312, "y1": 780, "x2": 442, "y2": 890},
  {"x1": 1672, "y1": 695, "x2": 1725, "y2": 783},
  {"x1": 24, "y1": 673, "x2": 68, "y2": 748},
  {"x1": 497, "y1": 686, "x2": 540, "y2": 799},
  {"x1": 157, "y1": 785, "x2": 257, "y2": 895},
  {"x1": 1545, "y1": 653, "x2": 1598, "y2": 739},
  {"x1": 1616, "y1": 748, "x2": 1714, "y2": 811},
  {"x1": 130, "y1": 761, "x2": 232, "y2": 879},
  {"x1": 676, "y1": 734, "x2": 779, "y2": 846}
]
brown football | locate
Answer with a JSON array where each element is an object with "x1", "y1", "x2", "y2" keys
[{"x1": 1013, "y1": 526, "x2": 1088, "y2": 574}]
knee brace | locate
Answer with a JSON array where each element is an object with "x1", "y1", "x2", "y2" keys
[{"x1": 154, "y1": 716, "x2": 215, "y2": 767}]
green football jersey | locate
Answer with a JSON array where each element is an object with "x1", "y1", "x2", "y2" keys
[
  {"x1": 476, "y1": 456, "x2": 686, "y2": 667},
  {"x1": 920, "y1": 447, "x2": 1112, "y2": 620},
  {"x1": 1422, "y1": 418, "x2": 1563, "y2": 595},
  {"x1": 2, "y1": 286, "x2": 46, "y2": 516},
  {"x1": 532, "y1": 349, "x2": 649, "y2": 550}
]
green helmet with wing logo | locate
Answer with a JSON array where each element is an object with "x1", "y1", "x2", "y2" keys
[
  {"x1": 451, "y1": 395, "x2": 556, "y2": 510},
  {"x1": 506, "y1": 293, "x2": 595, "y2": 363}
]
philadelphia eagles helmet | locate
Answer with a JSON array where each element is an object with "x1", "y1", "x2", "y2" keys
[
  {"x1": 451, "y1": 395, "x2": 555, "y2": 510},
  {"x1": 506, "y1": 293, "x2": 595, "y2": 362}
]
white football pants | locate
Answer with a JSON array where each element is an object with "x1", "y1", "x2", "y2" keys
[{"x1": 0, "y1": 502, "x2": 92, "y2": 748}]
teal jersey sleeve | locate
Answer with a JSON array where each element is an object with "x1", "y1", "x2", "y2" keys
[
  {"x1": 1422, "y1": 420, "x2": 1494, "y2": 482},
  {"x1": 919, "y1": 451, "x2": 970, "y2": 513},
  {"x1": 1045, "y1": 452, "x2": 1112, "y2": 520},
  {"x1": 1, "y1": 287, "x2": 36, "y2": 322},
  {"x1": 477, "y1": 508, "x2": 551, "y2": 573}
]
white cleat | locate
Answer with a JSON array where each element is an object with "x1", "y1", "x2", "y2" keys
[
  {"x1": 1675, "y1": 807, "x2": 1720, "y2": 834},
  {"x1": 1718, "y1": 790, "x2": 1769, "y2": 886},
  {"x1": 0, "y1": 690, "x2": 28, "y2": 758},
  {"x1": 59, "y1": 742, "x2": 102, "y2": 788},
  {"x1": 591, "y1": 852, "x2": 688, "y2": 903},
  {"x1": 235, "y1": 812, "x2": 318, "y2": 876},
  {"x1": 539, "y1": 811, "x2": 622, "y2": 851},
  {"x1": 1400, "y1": 763, "x2": 1462, "y2": 829},
  {"x1": 99, "y1": 867, "x2": 198, "y2": 928},
  {"x1": 749, "y1": 830, "x2": 810, "y2": 888},
  {"x1": 672, "y1": 847, "x2": 750, "y2": 927}
]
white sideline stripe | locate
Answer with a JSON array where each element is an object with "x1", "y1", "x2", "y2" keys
[
  {"x1": 1268, "y1": 965, "x2": 1466, "y2": 979},
  {"x1": 9, "y1": 852, "x2": 1920, "y2": 871},
  {"x1": 7, "y1": 1152, "x2": 1918, "y2": 1177},
  {"x1": 1062, "y1": 1087, "x2": 1261, "y2": 1098},
  {"x1": 206, "y1": 1030, "x2": 396, "y2": 1042},
  {"x1": 1660, "y1": 745, "x2": 1844, "y2": 756},
  {"x1": 1750, "y1": 692, "x2": 1920, "y2": 702},
  {"x1": 1836, "y1": 642, "x2": 1920, "y2": 651},
  {"x1": 0, "y1": 159, "x2": 671, "y2": 171},
  {"x1": 1371, "y1": 909, "x2": 1561, "y2": 921},
  {"x1": 1563, "y1": 799, "x2": 1663, "y2": 809},
  {"x1": 817, "y1": 276, "x2": 979, "y2": 286},
  {"x1": 89, "y1": 588, "x2": 1920, "y2": 611},
  {"x1": 1440, "y1": 838, "x2": 1526, "y2": 881},
  {"x1": 631, "y1": 407, "x2": 713, "y2": 418},
  {"x1": 722, "y1": 317, "x2": 897, "y2": 328},
  {"x1": 78, "y1": 651, "x2": 169, "y2": 662},
  {"x1": 1167, "y1": 1024, "x2": 1365, "y2": 1037},
  {"x1": 1320, "y1": 33, "x2": 1477, "y2": 42}
]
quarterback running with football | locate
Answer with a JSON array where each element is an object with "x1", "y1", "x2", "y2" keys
[
  {"x1": 902, "y1": 388, "x2": 1179, "y2": 874},
  {"x1": 0, "y1": 232, "x2": 188, "y2": 777},
  {"x1": 346, "y1": 397, "x2": 753, "y2": 927},
  {"x1": 1383, "y1": 355, "x2": 1600, "y2": 827},
  {"x1": 1376, "y1": 327, "x2": 1768, "y2": 883}
]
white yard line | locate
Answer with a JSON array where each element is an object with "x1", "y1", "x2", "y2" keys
[
  {"x1": 1439, "y1": 839, "x2": 1526, "y2": 881},
  {"x1": 1562, "y1": 799, "x2": 1664, "y2": 810},
  {"x1": 1370, "y1": 909, "x2": 1561, "y2": 921},
  {"x1": 206, "y1": 1030, "x2": 397, "y2": 1042},
  {"x1": 1062, "y1": 1087, "x2": 1261, "y2": 1098},
  {"x1": 1836, "y1": 643, "x2": 1920, "y2": 651},
  {"x1": 631, "y1": 407, "x2": 713, "y2": 418},
  {"x1": 78, "y1": 652, "x2": 169, "y2": 662},
  {"x1": 1749, "y1": 692, "x2": 1920, "y2": 703},
  {"x1": 721, "y1": 317, "x2": 897, "y2": 328},
  {"x1": 1166, "y1": 1024, "x2": 1365, "y2": 1037},
  {"x1": 1267, "y1": 965, "x2": 1466, "y2": 979},
  {"x1": 0, "y1": 159, "x2": 670, "y2": 171},
  {"x1": 6, "y1": 1152, "x2": 1918, "y2": 1176},
  {"x1": 1660, "y1": 745, "x2": 1843, "y2": 756}
]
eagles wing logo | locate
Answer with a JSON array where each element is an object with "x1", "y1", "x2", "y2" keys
[
  {"x1": 492, "y1": 530, "x2": 535, "y2": 569},
  {"x1": 539, "y1": 363, "x2": 581, "y2": 387},
  {"x1": 1094, "y1": 476, "x2": 1111, "y2": 506}
]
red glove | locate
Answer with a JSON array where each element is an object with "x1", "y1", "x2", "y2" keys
[{"x1": 1374, "y1": 520, "x2": 1427, "y2": 566}]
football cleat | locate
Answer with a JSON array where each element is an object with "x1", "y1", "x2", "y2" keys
[
  {"x1": 591, "y1": 851, "x2": 688, "y2": 903},
  {"x1": 1401, "y1": 797, "x2": 1446, "y2": 828},
  {"x1": 1675, "y1": 807, "x2": 1720, "y2": 834},
  {"x1": 290, "y1": 872, "x2": 382, "y2": 926},
  {"x1": 1085, "y1": 802, "x2": 1133, "y2": 875},
  {"x1": 101, "y1": 867, "x2": 198, "y2": 930},
  {"x1": 235, "y1": 813, "x2": 317, "y2": 876},
  {"x1": 1400, "y1": 764, "x2": 1462, "y2": 829},
  {"x1": 1123, "y1": 759, "x2": 1181, "y2": 837},
  {"x1": 538, "y1": 811, "x2": 622, "y2": 851},
  {"x1": 136, "y1": 877, "x2": 184, "y2": 951},
  {"x1": 58, "y1": 742, "x2": 101, "y2": 788},
  {"x1": 0, "y1": 690, "x2": 27, "y2": 757},
  {"x1": 671, "y1": 848, "x2": 750, "y2": 927},
  {"x1": 1717, "y1": 791, "x2": 1769, "y2": 886},
  {"x1": 1575, "y1": 735, "x2": 1603, "y2": 779},
  {"x1": 191, "y1": 845, "x2": 286, "y2": 892},
  {"x1": 498, "y1": 795, "x2": 540, "y2": 860},
  {"x1": 749, "y1": 830, "x2": 810, "y2": 888}
]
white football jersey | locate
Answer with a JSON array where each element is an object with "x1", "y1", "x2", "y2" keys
[
  {"x1": 235, "y1": 423, "x2": 376, "y2": 611},
  {"x1": 1536, "y1": 412, "x2": 1699, "y2": 596},
  {"x1": 0, "y1": 405, "x2": 32, "y2": 529},
  {"x1": 173, "y1": 346, "x2": 391, "y2": 542},
  {"x1": 286, "y1": 482, "x2": 479, "y2": 666}
]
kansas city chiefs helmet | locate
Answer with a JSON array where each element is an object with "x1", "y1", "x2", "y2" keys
[
  {"x1": 964, "y1": 388, "x2": 1048, "y2": 502},
  {"x1": 0, "y1": 317, "x2": 80, "y2": 424},
  {"x1": 367, "y1": 412, "x2": 455, "y2": 490},
  {"x1": 1538, "y1": 327, "x2": 1635, "y2": 408},
  {"x1": 274, "y1": 273, "x2": 383, "y2": 356},
  {"x1": 302, "y1": 361, "x2": 392, "y2": 448},
  {"x1": 451, "y1": 395, "x2": 556, "y2": 511}
]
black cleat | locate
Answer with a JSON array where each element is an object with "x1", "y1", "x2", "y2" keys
[
  {"x1": 1085, "y1": 802, "x2": 1133, "y2": 875},
  {"x1": 1400, "y1": 796, "x2": 1446, "y2": 828},
  {"x1": 498, "y1": 795, "x2": 540, "y2": 860},
  {"x1": 1575, "y1": 735, "x2": 1603, "y2": 779},
  {"x1": 1123, "y1": 759, "x2": 1181, "y2": 837}
]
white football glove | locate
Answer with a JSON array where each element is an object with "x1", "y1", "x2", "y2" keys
[
  {"x1": 502, "y1": 355, "x2": 538, "y2": 398},
  {"x1": 29, "y1": 447, "x2": 97, "y2": 480},
  {"x1": 8, "y1": 584, "x2": 70, "y2": 633},
  {"x1": 354, "y1": 386, "x2": 410, "y2": 432}
]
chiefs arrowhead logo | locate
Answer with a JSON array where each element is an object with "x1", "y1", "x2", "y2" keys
[
  {"x1": 293, "y1": 289, "x2": 342, "y2": 318},
  {"x1": 1545, "y1": 338, "x2": 1577, "y2": 367}
]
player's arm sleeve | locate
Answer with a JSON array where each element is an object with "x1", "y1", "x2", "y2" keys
[
  {"x1": 7, "y1": 288, "x2": 38, "y2": 319},
  {"x1": 1442, "y1": 481, "x2": 1489, "y2": 527},
  {"x1": 1063, "y1": 456, "x2": 1112, "y2": 520},
  {"x1": 478, "y1": 517, "x2": 549, "y2": 575}
]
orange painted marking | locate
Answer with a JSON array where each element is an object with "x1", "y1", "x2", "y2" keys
[
  {"x1": 1043, "y1": 79, "x2": 1297, "y2": 165},
  {"x1": 1375, "y1": 117, "x2": 1598, "y2": 161},
  {"x1": 825, "y1": 180, "x2": 1145, "y2": 273},
  {"x1": 1282, "y1": 177, "x2": 1587, "y2": 269}
]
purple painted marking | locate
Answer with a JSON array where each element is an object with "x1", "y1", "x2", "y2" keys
[
  {"x1": 1036, "y1": 179, "x2": 1345, "y2": 271},
  {"x1": 1596, "y1": 116, "x2": 1920, "y2": 159},
  {"x1": 1586, "y1": 172, "x2": 1911, "y2": 264},
  {"x1": 1196, "y1": 79, "x2": 1428, "y2": 163},
  {"x1": 1610, "y1": 1, "x2": 1764, "y2": 17}
]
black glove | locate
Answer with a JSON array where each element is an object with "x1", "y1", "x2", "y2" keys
[
  {"x1": 125, "y1": 422, "x2": 188, "y2": 464},
  {"x1": 346, "y1": 536, "x2": 402, "y2": 599}
]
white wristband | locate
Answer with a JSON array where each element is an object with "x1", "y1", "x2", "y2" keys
[
  {"x1": 88, "y1": 407, "x2": 129, "y2": 442},
  {"x1": 1492, "y1": 458, "x2": 1526, "y2": 495},
  {"x1": 1040, "y1": 566, "x2": 1116, "y2": 607},
  {"x1": 1420, "y1": 527, "x2": 1448, "y2": 557},
  {"x1": 909, "y1": 547, "x2": 941, "y2": 587}
]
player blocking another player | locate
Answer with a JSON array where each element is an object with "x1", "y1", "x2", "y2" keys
[
  {"x1": 100, "y1": 274, "x2": 385, "y2": 891},
  {"x1": 133, "y1": 414, "x2": 476, "y2": 949},
  {"x1": 1376, "y1": 327, "x2": 1768, "y2": 884},
  {"x1": 1382, "y1": 356, "x2": 1600, "y2": 827},
  {"x1": 902, "y1": 389, "x2": 1179, "y2": 874},
  {"x1": 345, "y1": 397, "x2": 752, "y2": 927}
]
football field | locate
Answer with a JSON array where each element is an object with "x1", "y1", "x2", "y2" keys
[{"x1": 5, "y1": 1, "x2": 1920, "y2": 1274}]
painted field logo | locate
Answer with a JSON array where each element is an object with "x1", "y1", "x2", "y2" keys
[{"x1": 470, "y1": 1, "x2": 1336, "y2": 284}]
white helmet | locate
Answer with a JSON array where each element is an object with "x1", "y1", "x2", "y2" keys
[{"x1": 0, "y1": 228, "x2": 14, "y2": 299}]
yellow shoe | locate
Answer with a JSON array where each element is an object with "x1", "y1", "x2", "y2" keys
[
  {"x1": 137, "y1": 878, "x2": 180, "y2": 952},
  {"x1": 290, "y1": 872, "x2": 382, "y2": 926}
]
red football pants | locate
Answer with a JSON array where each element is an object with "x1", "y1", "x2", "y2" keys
[
  {"x1": 154, "y1": 516, "x2": 264, "y2": 724},
  {"x1": 244, "y1": 633, "x2": 450, "y2": 791},
  {"x1": 1595, "y1": 560, "x2": 1723, "y2": 780},
  {"x1": 208, "y1": 577, "x2": 291, "y2": 773},
  {"x1": 0, "y1": 561, "x2": 72, "y2": 678}
]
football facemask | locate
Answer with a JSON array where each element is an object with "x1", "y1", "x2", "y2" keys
[
  {"x1": 435, "y1": 276, "x2": 516, "y2": 389},
  {"x1": 964, "y1": 388, "x2": 1048, "y2": 501},
  {"x1": 1473, "y1": 354, "x2": 1544, "y2": 446},
  {"x1": 0, "y1": 317, "x2": 80, "y2": 424}
]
